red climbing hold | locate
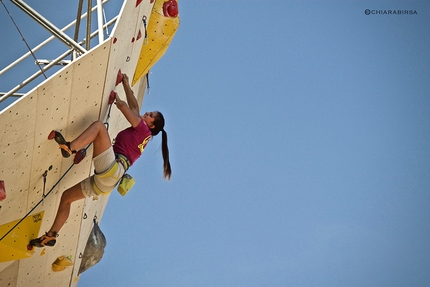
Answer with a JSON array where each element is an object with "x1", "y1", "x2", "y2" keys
[
  {"x1": 27, "y1": 244, "x2": 34, "y2": 251},
  {"x1": 109, "y1": 90, "x2": 117, "y2": 105},
  {"x1": 136, "y1": 30, "x2": 142, "y2": 41},
  {"x1": 74, "y1": 149, "x2": 86, "y2": 164},
  {"x1": 48, "y1": 130, "x2": 56, "y2": 140},
  {"x1": 0, "y1": 180, "x2": 6, "y2": 201},
  {"x1": 136, "y1": 0, "x2": 142, "y2": 7},
  {"x1": 163, "y1": 0, "x2": 179, "y2": 18},
  {"x1": 116, "y1": 69, "x2": 123, "y2": 86}
]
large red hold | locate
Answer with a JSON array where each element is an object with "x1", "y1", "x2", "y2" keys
[{"x1": 163, "y1": 0, "x2": 179, "y2": 18}]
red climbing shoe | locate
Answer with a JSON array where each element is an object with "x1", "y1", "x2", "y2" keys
[
  {"x1": 48, "y1": 130, "x2": 75, "y2": 158},
  {"x1": 29, "y1": 231, "x2": 58, "y2": 248}
]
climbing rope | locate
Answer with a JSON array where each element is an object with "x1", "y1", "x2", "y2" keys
[
  {"x1": 0, "y1": 0, "x2": 48, "y2": 79},
  {"x1": 0, "y1": 149, "x2": 89, "y2": 241}
]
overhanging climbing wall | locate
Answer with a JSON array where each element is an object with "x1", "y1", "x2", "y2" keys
[
  {"x1": 132, "y1": 0, "x2": 180, "y2": 85},
  {"x1": 0, "y1": 0, "x2": 161, "y2": 286}
]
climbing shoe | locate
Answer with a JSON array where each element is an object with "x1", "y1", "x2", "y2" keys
[
  {"x1": 48, "y1": 130, "x2": 75, "y2": 158},
  {"x1": 30, "y1": 231, "x2": 58, "y2": 248}
]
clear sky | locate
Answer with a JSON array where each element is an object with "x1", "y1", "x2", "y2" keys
[{"x1": 1, "y1": 1, "x2": 430, "y2": 286}]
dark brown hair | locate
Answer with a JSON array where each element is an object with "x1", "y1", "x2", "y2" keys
[{"x1": 150, "y1": 111, "x2": 171, "y2": 180}]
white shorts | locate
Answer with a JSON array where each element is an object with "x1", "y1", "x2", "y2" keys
[{"x1": 81, "y1": 146, "x2": 126, "y2": 197}]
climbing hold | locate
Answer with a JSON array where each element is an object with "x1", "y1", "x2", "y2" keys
[
  {"x1": 135, "y1": 0, "x2": 142, "y2": 7},
  {"x1": 108, "y1": 90, "x2": 116, "y2": 105},
  {"x1": 27, "y1": 244, "x2": 34, "y2": 251},
  {"x1": 113, "y1": 37, "x2": 117, "y2": 44},
  {"x1": 163, "y1": 0, "x2": 179, "y2": 18},
  {"x1": 136, "y1": 30, "x2": 142, "y2": 41},
  {"x1": 115, "y1": 69, "x2": 123, "y2": 86},
  {"x1": 48, "y1": 130, "x2": 55, "y2": 140},
  {"x1": 74, "y1": 149, "x2": 86, "y2": 164},
  {"x1": 52, "y1": 255, "x2": 73, "y2": 272},
  {"x1": 0, "y1": 180, "x2": 5, "y2": 201}
]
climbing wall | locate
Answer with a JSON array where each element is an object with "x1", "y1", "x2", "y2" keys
[
  {"x1": 133, "y1": 0, "x2": 180, "y2": 85},
  {"x1": 70, "y1": 1, "x2": 154, "y2": 285},
  {"x1": 0, "y1": 0, "x2": 156, "y2": 286}
]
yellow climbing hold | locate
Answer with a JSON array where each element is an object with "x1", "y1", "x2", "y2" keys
[{"x1": 52, "y1": 255, "x2": 73, "y2": 272}]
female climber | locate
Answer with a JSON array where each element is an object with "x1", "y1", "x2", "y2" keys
[{"x1": 30, "y1": 74, "x2": 171, "y2": 247}]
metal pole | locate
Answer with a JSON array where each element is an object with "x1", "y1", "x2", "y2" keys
[
  {"x1": 10, "y1": 0, "x2": 86, "y2": 54},
  {"x1": 0, "y1": 16, "x2": 117, "y2": 103},
  {"x1": 74, "y1": 0, "x2": 84, "y2": 42},
  {"x1": 0, "y1": 49, "x2": 73, "y2": 103},
  {"x1": 96, "y1": 0, "x2": 104, "y2": 44},
  {"x1": 86, "y1": 0, "x2": 92, "y2": 50}
]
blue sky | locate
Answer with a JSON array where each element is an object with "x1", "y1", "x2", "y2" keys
[{"x1": 1, "y1": 0, "x2": 430, "y2": 286}]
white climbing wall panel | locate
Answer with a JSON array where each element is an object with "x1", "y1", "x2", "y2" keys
[{"x1": 0, "y1": 0, "x2": 154, "y2": 286}]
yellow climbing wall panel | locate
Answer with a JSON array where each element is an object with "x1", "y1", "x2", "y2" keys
[
  {"x1": 132, "y1": 0, "x2": 180, "y2": 85},
  {"x1": 0, "y1": 211, "x2": 44, "y2": 263}
]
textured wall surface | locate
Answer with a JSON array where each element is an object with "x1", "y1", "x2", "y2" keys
[{"x1": 0, "y1": 0, "x2": 154, "y2": 286}]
